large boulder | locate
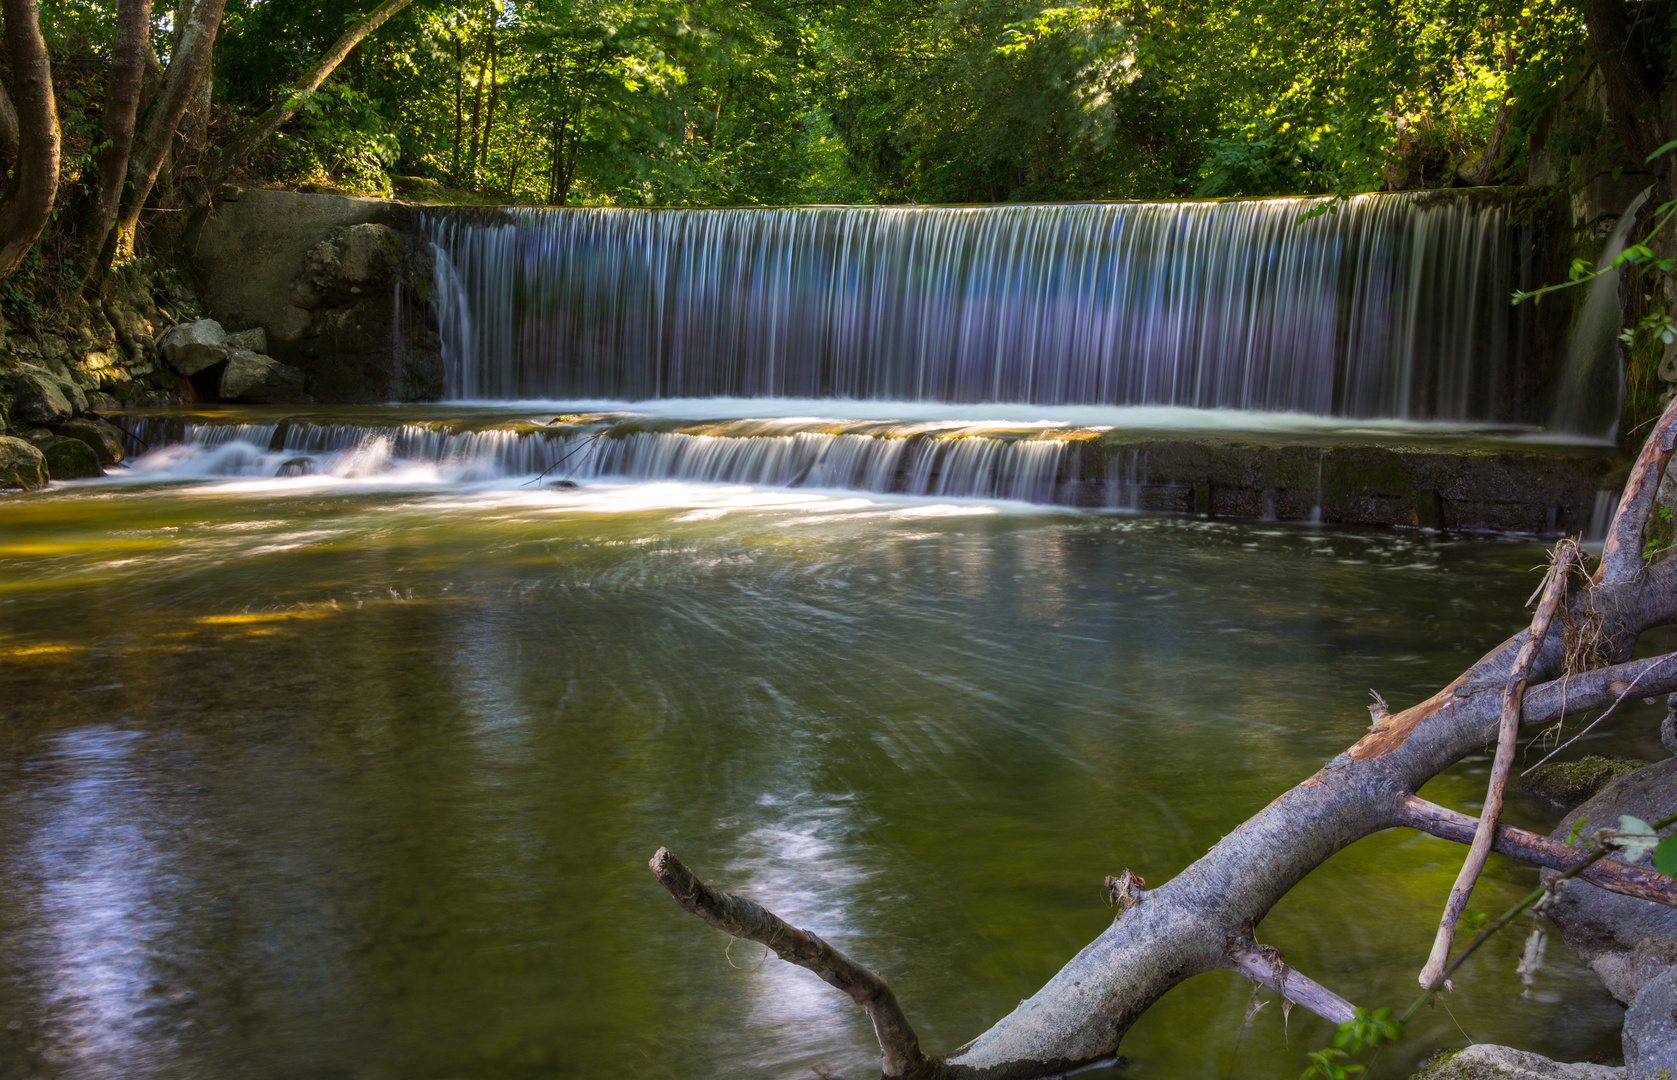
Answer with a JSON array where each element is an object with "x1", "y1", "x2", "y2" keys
[
  {"x1": 0, "y1": 435, "x2": 46, "y2": 489},
  {"x1": 1410, "y1": 1044, "x2": 1622, "y2": 1078},
  {"x1": 225, "y1": 326, "x2": 267, "y2": 353},
  {"x1": 1545, "y1": 758, "x2": 1677, "y2": 1004},
  {"x1": 53, "y1": 418, "x2": 125, "y2": 464},
  {"x1": 160, "y1": 318, "x2": 229, "y2": 375},
  {"x1": 219, "y1": 349, "x2": 306, "y2": 403},
  {"x1": 0, "y1": 365, "x2": 74, "y2": 426},
  {"x1": 35, "y1": 435, "x2": 102, "y2": 480},
  {"x1": 289, "y1": 223, "x2": 399, "y2": 310},
  {"x1": 1626, "y1": 965, "x2": 1677, "y2": 1078}
]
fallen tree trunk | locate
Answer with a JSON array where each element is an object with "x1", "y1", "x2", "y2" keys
[{"x1": 652, "y1": 395, "x2": 1677, "y2": 1080}]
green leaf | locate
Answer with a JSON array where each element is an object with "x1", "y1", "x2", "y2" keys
[
  {"x1": 1655, "y1": 834, "x2": 1677, "y2": 878},
  {"x1": 1568, "y1": 817, "x2": 1587, "y2": 845},
  {"x1": 1647, "y1": 140, "x2": 1677, "y2": 164}
]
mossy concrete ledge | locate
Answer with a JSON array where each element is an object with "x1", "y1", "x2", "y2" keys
[
  {"x1": 1060, "y1": 437, "x2": 1621, "y2": 533},
  {"x1": 1409, "y1": 1045, "x2": 1622, "y2": 1078}
]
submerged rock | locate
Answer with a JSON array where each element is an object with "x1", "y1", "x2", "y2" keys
[
  {"x1": 1625, "y1": 965, "x2": 1677, "y2": 1078},
  {"x1": 35, "y1": 435, "x2": 103, "y2": 480},
  {"x1": 1411, "y1": 1045, "x2": 1621, "y2": 1078},
  {"x1": 1546, "y1": 758, "x2": 1677, "y2": 1004},
  {"x1": 160, "y1": 318, "x2": 229, "y2": 375},
  {"x1": 219, "y1": 349, "x2": 306, "y2": 403},
  {"x1": 0, "y1": 365, "x2": 74, "y2": 426},
  {"x1": 1522, "y1": 756, "x2": 1646, "y2": 806},
  {"x1": 0, "y1": 435, "x2": 47, "y2": 490},
  {"x1": 53, "y1": 418, "x2": 125, "y2": 464}
]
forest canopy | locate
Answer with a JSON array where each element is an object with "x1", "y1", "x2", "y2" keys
[{"x1": 34, "y1": 0, "x2": 1647, "y2": 209}]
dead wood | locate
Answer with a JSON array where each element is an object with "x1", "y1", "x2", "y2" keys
[
  {"x1": 1419, "y1": 541, "x2": 1574, "y2": 988},
  {"x1": 1394, "y1": 793, "x2": 1677, "y2": 907},
  {"x1": 648, "y1": 847, "x2": 933, "y2": 1079},
  {"x1": 650, "y1": 405, "x2": 1677, "y2": 1080}
]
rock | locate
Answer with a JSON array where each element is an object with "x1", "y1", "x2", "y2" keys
[
  {"x1": 0, "y1": 365, "x2": 74, "y2": 426},
  {"x1": 224, "y1": 327, "x2": 267, "y2": 353},
  {"x1": 1523, "y1": 756, "x2": 1645, "y2": 806},
  {"x1": 1546, "y1": 758, "x2": 1677, "y2": 1003},
  {"x1": 1625, "y1": 965, "x2": 1677, "y2": 1078},
  {"x1": 289, "y1": 223, "x2": 399, "y2": 310},
  {"x1": 35, "y1": 435, "x2": 102, "y2": 480},
  {"x1": 53, "y1": 418, "x2": 125, "y2": 464},
  {"x1": 160, "y1": 318, "x2": 229, "y2": 375},
  {"x1": 1410, "y1": 1045, "x2": 1622, "y2": 1078},
  {"x1": 47, "y1": 370, "x2": 88, "y2": 414},
  {"x1": 219, "y1": 349, "x2": 306, "y2": 403},
  {"x1": 0, "y1": 435, "x2": 47, "y2": 490}
]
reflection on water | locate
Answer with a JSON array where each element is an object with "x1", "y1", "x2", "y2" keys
[{"x1": 0, "y1": 478, "x2": 1652, "y2": 1079}]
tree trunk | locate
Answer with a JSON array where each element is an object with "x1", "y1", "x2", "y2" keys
[
  {"x1": 0, "y1": 81, "x2": 20, "y2": 162},
  {"x1": 80, "y1": 0, "x2": 154, "y2": 292},
  {"x1": 108, "y1": 0, "x2": 226, "y2": 262},
  {"x1": 201, "y1": 0, "x2": 418, "y2": 189},
  {"x1": 1581, "y1": 0, "x2": 1669, "y2": 180},
  {"x1": 0, "y1": 0, "x2": 59, "y2": 281},
  {"x1": 654, "y1": 399, "x2": 1677, "y2": 1079},
  {"x1": 452, "y1": 33, "x2": 465, "y2": 182},
  {"x1": 479, "y1": 28, "x2": 498, "y2": 173}
]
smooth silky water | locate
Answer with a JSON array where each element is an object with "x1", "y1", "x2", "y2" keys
[{"x1": 0, "y1": 459, "x2": 1661, "y2": 1080}]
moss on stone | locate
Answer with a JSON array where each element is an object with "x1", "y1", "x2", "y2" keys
[{"x1": 1520, "y1": 754, "x2": 1646, "y2": 807}]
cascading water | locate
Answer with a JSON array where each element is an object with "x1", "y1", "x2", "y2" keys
[
  {"x1": 118, "y1": 419, "x2": 1076, "y2": 505},
  {"x1": 426, "y1": 191, "x2": 1523, "y2": 421},
  {"x1": 1550, "y1": 189, "x2": 1652, "y2": 440}
]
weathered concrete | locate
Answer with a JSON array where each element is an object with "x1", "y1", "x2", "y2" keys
[{"x1": 185, "y1": 189, "x2": 442, "y2": 403}]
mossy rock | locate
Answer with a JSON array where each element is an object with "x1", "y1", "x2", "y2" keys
[
  {"x1": 37, "y1": 435, "x2": 103, "y2": 480},
  {"x1": 1520, "y1": 755, "x2": 1646, "y2": 806},
  {"x1": 0, "y1": 435, "x2": 47, "y2": 490},
  {"x1": 53, "y1": 417, "x2": 125, "y2": 464},
  {"x1": 1409, "y1": 1044, "x2": 1620, "y2": 1078}
]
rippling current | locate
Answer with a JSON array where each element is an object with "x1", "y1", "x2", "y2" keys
[{"x1": 0, "y1": 468, "x2": 1661, "y2": 1079}]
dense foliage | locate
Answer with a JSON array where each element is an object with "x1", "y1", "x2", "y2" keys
[{"x1": 33, "y1": 0, "x2": 1650, "y2": 207}]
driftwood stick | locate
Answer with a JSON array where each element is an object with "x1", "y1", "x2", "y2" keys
[
  {"x1": 1394, "y1": 793, "x2": 1677, "y2": 907},
  {"x1": 1220, "y1": 941, "x2": 1357, "y2": 1024},
  {"x1": 648, "y1": 847, "x2": 932, "y2": 1079},
  {"x1": 1419, "y1": 543, "x2": 1574, "y2": 988},
  {"x1": 1597, "y1": 392, "x2": 1677, "y2": 586}
]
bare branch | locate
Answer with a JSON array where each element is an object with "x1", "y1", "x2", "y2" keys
[
  {"x1": 1597, "y1": 393, "x2": 1677, "y2": 586},
  {"x1": 1220, "y1": 941, "x2": 1356, "y2": 1025},
  {"x1": 648, "y1": 847, "x2": 933, "y2": 1079},
  {"x1": 1420, "y1": 543, "x2": 1574, "y2": 987},
  {"x1": 1521, "y1": 651, "x2": 1677, "y2": 724},
  {"x1": 1395, "y1": 793, "x2": 1677, "y2": 907}
]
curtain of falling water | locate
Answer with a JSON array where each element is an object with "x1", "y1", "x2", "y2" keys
[{"x1": 427, "y1": 192, "x2": 1520, "y2": 420}]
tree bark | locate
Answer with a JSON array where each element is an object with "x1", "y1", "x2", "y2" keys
[
  {"x1": 1580, "y1": 0, "x2": 1669, "y2": 179},
  {"x1": 652, "y1": 401, "x2": 1677, "y2": 1080},
  {"x1": 0, "y1": 0, "x2": 59, "y2": 281},
  {"x1": 0, "y1": 81, "x2": 19, "y2": 162},
  {"x1": 201, "y1": 0, "x2": 417, "y2": 189},
  {"x1": 81, "y1": 0, "x2": 154, "y2": 292},
  {"x1": 109, "y1": 0, "x2": 226, "y2": 262}
]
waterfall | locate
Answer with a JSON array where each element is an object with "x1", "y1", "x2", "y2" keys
[
  {"x1": 426, "y1": 192, "x2": 1523, "y2": 421},
  {"x1": 118, "y1": 419, "x2": 1076, "y2": 505},
  {"x1": 1550, "y1": 189, "x2": 1652, "y2": 440}
]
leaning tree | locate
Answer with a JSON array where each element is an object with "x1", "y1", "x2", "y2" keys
[{"x1": 650, "y1": 394, "x2": 1677, "y2": 1080}]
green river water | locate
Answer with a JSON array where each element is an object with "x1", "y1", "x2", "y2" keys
[{"x1": 0, "y1": 470, "x2": 1659, "y2": 1079}]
